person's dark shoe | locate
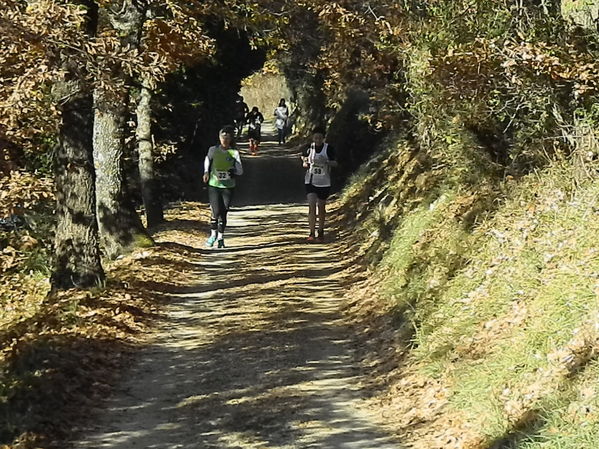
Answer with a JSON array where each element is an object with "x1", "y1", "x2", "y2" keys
[
  {"x1": 217, "y1": 239, "x2": 225, "y2": 248},
  {"x1": 316, "y1": 230, "x2": 324, "y2": 243}
]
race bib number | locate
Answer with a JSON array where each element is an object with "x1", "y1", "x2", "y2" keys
[
  {"x1": 216, "y1": 170, "x2": 231, "y2": 181},
  {"x1": 311, "y1": 164, "x2": 324, "y2": 176}
]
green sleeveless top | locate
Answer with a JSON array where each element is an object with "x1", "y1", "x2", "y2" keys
[{"x1": 209, "y1": 146, "x2": 238, "y2": 188}]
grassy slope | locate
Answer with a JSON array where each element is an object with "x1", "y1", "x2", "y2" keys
[{"x1": 341, "y1": 139, "x2": 599, "y2": 448}]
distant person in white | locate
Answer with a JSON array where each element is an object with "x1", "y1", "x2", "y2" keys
[{"x1": 274, "y1": 98, "x2": 289, "y2": 145}]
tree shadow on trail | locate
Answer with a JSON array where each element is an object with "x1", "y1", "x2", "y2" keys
[
  {"x1": 0, "y1": 336, "x2": 132, "y2": 447},
  {"x1": 0, "y1": 286, "x2": 160, "y2": 448},
  {"x1": 77, "y1": 275, "x2": 401, "y2": 448},
  {"x1": 168, "y1": 265, "x2": 341, "y2": 296},
  {"x1": 150, "y1": 218, "x2": 209, "y2": 238},
  {"x1": 157, "y1": 240, "x2": 204, "y2": 255}
]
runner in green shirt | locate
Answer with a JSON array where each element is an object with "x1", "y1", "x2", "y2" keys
[{"x1": 203, "y1": 126, "x2": 243, "y2": 248}]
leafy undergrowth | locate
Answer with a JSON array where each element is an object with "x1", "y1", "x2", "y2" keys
[
  {"x1": 341, "y1": 141, "x2": 599, "y2": 448},
  {"x1": 0, "y1": 202, "x2": 210, "y2": 449}
]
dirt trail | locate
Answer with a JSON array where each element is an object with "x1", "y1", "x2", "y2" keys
[{"x1": 73, "y1": 123, "x2": 402, "y2": 448}]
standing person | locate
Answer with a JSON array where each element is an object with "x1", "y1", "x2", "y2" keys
[
  {"x1": 301, "y1": 127, "x2": 337, "y2": 243},
  {"x1": 203, "y1": 126, "x2": 243, "y2": 248},
  {"x1": 274, "y1": 98, "x2": 289, "y2": 145},
  {"x1": 246, "y1": 106, "x2": 264, "y2": 156},
  {"x1": 233, "y1": 95, "x2": 249, "y2": 137}
]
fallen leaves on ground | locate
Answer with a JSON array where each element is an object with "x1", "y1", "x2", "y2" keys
[{"x1": 0, "y1": 203, "x2": 211, "y2": 448}]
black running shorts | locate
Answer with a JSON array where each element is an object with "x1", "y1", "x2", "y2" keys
[{"x1": 305, "y1": 183, "x2": 330, "y2": 200}]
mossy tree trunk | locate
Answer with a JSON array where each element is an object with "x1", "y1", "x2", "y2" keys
[
  {"x1": 51, "y1": 53, "x2": 105, "y2": 289},
  {"x1": 94, "y1": 88, "x2": 149, "y2": 259},
  {"x1": 93, "y1": 0, "x2": 152, "y2": 259},
  {"x1": 52, "y1": 81, "x2": 105, "y2": 290},
  {"x1": 136, "y1": 77, "x2": 163, "y2": 228}
]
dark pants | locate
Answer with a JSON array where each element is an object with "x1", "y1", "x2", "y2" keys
[
  {"x1": 208, "y1": 186, "x2": 234, "y2": 233},
  {"x1": 248, "y1": 125, "x2": 261, "y2": 142},
  {"x1": 234, "y1": 117, "x2": 244, "y2": 136},
  {"x1": 277, "y1": 127, "x2": 286, "y2": 144}
]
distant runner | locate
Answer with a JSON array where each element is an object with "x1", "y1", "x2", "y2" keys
[
  {"x1": 246, "y1": 106, "x2": 264, "y2": 156},
  {"x1": 274, "y1": 98, "x2": 289, "y2": 145},
  {"x1": 203, "y1": 126, "x2": 243, "y2": 248},
  {"x1": 301, "y1": 127, "x2": 337, "y2": 243},
  {"x1": 233, "y1": 95, "x2": 249, "y2": 137}
]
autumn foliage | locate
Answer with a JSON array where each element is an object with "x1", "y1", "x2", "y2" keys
[{"x1": 2, "y1": 0, "x2": 599, "y2": 447}]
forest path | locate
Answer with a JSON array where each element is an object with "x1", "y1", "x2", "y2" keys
[{"x1": 73, "y1": 123, "x2": 402, "y2": 449}]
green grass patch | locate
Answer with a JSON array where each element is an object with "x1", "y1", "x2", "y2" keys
[
  {"x1": 420, "y1": 167, "x2": 599, "y2": 443},
  {"x1": 517, "y1": 360, "x2": 599, "y2": 448},
  {"x1": 345, "y1": 135, "x2": 599, "y2": 445}
]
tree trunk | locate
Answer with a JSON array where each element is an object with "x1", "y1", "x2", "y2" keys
[
  {"x1": 51, "y1": 1, "x2": 104, "y2": 291},
  {"x1": 51, "y1": 78, "x2": 105, "y2": 290},
  {"x1": 136, "y1": 78, "x2": 164, "y2": 228},
  {"x1": 94, "y1": 87, "x2": 150, "y2": 259},
  {"x1": 93, "y1": 0, "x2": 152, "y2": 259}
]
